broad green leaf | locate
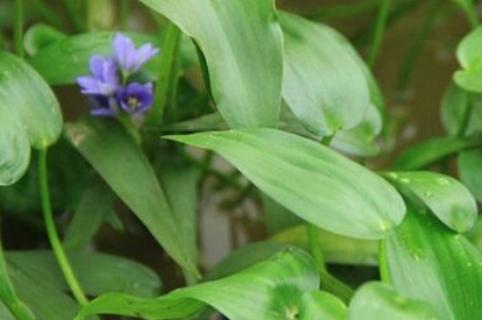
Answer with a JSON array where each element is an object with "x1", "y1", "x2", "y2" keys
[
  {"x1": 441, "y1": 83, "x2": 482, "y2": 136},
  {"x1": 28, "y1": 32, "x2": 159, "y2": 84},
  {"x1": 348, "y1": 282, "x2": 438, "y2": 320},
  {"x1": 455, "y1": 26, "x2": 482, "y2": 92},
  {"x1": 299, "y1": 291, "x2": 346, "y2": 320},
  {"x1": 272, "y1": 226, "x2": 378, "y2": 266},
  {"x1": 393, "y1": 136, "x2": 481, "y2": 170},
  {"x1": 262, "y1": 193, "x2": 302, "y2": 236},
  {"x1": 0, "y1": 51, "x2": 62, "y2": 185},
  {"x1": 24, "y1": 23, "x2": 67, "y2": 56},
  {"x1": 383, "y1": 208, "x2": 482, "y2": 319},
  {"x1": 65, "y1": 119, "x2": 197, "y2": 276},
  {"x1": 0, "y1": 240, "x2": 33, "y2": 320},
  {"x1": 280, "y1": 12, "x2": 370, "y2": 136},
  {"x1": 75, "y1": 248, "x2": 319, "y2": 320},
  {"x1": 458, "y1": 149, "x2": 482, "y2": 202},
  {"x1": 383, "y1": 171, "x2": 477, "y2": 232},
  {"x1": 137, "y1": 0, "x2": 283, "y2": 128},
  {"x1": 64, "y1": 179, "x2": 118, "y2": 250},
  {"x1": 6, "y1": 251, "x2": 161, "y2": 297},
  {"x1": 167, "y1": 129, "x2": 406, "y2": 239},
  {"x1": 466, "y1": 215, "x2": 482, "y2": 251}
]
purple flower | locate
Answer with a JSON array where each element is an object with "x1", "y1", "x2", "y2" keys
[
  {"x1": 77, "y1": 55, "x2": 119, "y2": 95},
  {"x1": 88, "y1": 95, "x2": 118, "y2": 117},
  {"x1": 116, "y1": 82, "x2": 154, "y2": 115},
  {"x1": 113, "y1": 33, "x2": 159, "y2": 74}
]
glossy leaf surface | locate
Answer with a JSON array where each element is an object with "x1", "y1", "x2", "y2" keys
[
  {"x1": 383, "y1": 171, "x2": 477, "y2": 232},
  {"x1": 167, "y1": 129, "x2": 405, "y2": 239},
  {"x1": 65, "y1": 119, "x2": 197, "y2": 276},
  {"x1": 384, "y1": 209, "x2": 482, "y2": 319},
  {"x1": 455, "y1": 26, "x2": 482, "y2": 92},
  {"x1": 76, "y1": 248, "x2": 319, "y2": 320},
  {"x1": 299, "y1": 291, "x2": 346, "y2": 320},
  {"x1": 137, "y1": 0, "x2": 283, "y2": 128}
]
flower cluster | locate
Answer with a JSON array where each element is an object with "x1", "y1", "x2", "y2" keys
[{"x1": 77, "y1": 33, "x2": 159, "y2": 117}]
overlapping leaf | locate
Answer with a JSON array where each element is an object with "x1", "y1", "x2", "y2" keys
[
  {"x1": 458, "y1": 149, "x2": 482, "y2": 202},
  {"x1": 65, "y1": 119, "x2": 197, "y2": 276},
  {"x1": 0, "y1": 51, "x2": 62, "y2": 185},
  {"x1": 167, "y1": 129, "x2": 406, "y2": 239},
  {"x1": 136, "y1": 0, "x2": 284, "y2": 128},
  {"x1": 455, "y1": 26, "x2": 482, "y2": 92},
  {"x1": 383, "y1": 208, "x2": 482, "y2": 319},
  {"x1": 75, "y1": 248, "x2": 319, "y2": 320}
]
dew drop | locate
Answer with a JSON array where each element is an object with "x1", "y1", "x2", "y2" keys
[
  {"x1": 387, "y1": 172, "x2": 398, "y2": 179},
  {"x1": 399, "y1": 178, "x2": 410, "y2": 184},
  {"x1": 436, "y1": 177, "x2": 450, "y2": 186},
  {"x1": 424, "y1": 191, "x2": 433, "y2": 197}
]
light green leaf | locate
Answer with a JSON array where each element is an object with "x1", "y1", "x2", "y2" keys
[
  {"x1": 455, "y1": 26, "x2": 482, "y2": 92},
  {"x1": 166, "y1": 128, "x2": 406, "y2": 239},
  {"x1": 280, "y1": 12, "x2": 370, "y2": 136},
  {"x1": 75, "y1": 248, "x2": 319, "y2": 320},
  {"x1": 348, "y1": 282, "x2": 438, "y2": 320},
  {"x1": 272, "y1": 225, "x2": 378, "y2": 266},
  {"x1": 6, "y1": 251, "x2": 161, "y2": 297},
  {"x1": 441, "y1": 82, "x2": 482, "y2": 136},
  {"x1": 393, "y1": 136, "x2": 481, "y2": 170},
  {"x1": 383, "y1": 171, "x2": 478, "y2": 232},
  {"x1": 24, "y1": 23, "x2": 67, "y2": 56},
  {"x1": 458, "y1": 148, "x2": 482, "y2": 202},
  {"x1": 137, "y1": 0, "x2": 283, "y2": 128},
  {"x1": 65, "y1": 119, "x2": 198, "y2": 276},
  {"x1": 299, "y1": 291, "x2": 347, "y2": 320},
  {"x1": 0, "y1": 51, "x2": 62, "y2": 185},
  {"x1": 383, "y1": 208, "x2": 482, "y2": 319}
]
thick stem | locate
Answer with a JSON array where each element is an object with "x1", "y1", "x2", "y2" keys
[
  {"x1": 306, "y1": 224, "x2": 326, "y2": 272},
  {"x1": 38, "y1": 149, "x2": 88, "y2": 306},
  {"x1": 119, "y1": 0, "x2": 129, "y2": 29},
  {"x1": 13, "y1": 0, "x2": 24, "y2": 58},
  {"x1": 368, "y1": 0, "x2": 390, "y2": 67},
  {"x1": 319, "y1": 269, "x2": 355, "y2": 304},
  {"x1": 378, "y1": 240, "x2": 391, "y2": 284}
]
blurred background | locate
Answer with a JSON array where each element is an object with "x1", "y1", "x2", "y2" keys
[{"x1": 0, "y1": 0, "x2": 475, "y2": 292}]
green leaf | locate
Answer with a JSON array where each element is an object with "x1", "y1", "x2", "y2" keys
[
  {"x1": 383, "y1": 208, "x2": 482, "y2": 319},
  {"x1": 272, "y1": 225, "x2": 378, "y2": 266},
  {"x1": 65, "y1": 119, "x2": 198, "y2": 276},
  {"x1": 0, "y1": 241, "x2": 33, "y2": 320},
  {"x1": 383, "y1": 171, "x2": 478, "y2": 232},
  {"x1": 166, "y1": 128, "x2": 406, "y2": 239},
  {"x1": 64, "y1": 178, "x2": 118, "y2": 250},
  {"x1": 24, "y1": 23, "x2": 67, "y2": 56},
  {"x1": 441, "y1": 82, "x2": 482, "y2": 136},
  {"x1": 136, "y1": 0, "x2": 283, "y2": 128},
  {"x1": 6, "y1": 251, "x2": 161, "y2": 297},
  {"x1": 458, "y1": 148, "x2": 482, "y2": 202},
  {"x1": 75, "y1": 248, "x2": 319, "y2": 320},
  {"x1": 299, "y1": 291, "x2": 347, "y2": 320},
  {"x1": 348, "y1": 282, "x2": 438, "y2": 320},
  {"x1": 262, "y1": 193, "x2": 302, "y2": 236},
  {"x1": 0, "y1": 51, "x2": 62, "y2": 185},
  {"x1": 280, "y1": 12, "x2": 370, "y2": 136},
  {"x1": 455, "y1": 26, "x2": 482, "y2": 92},
  {"x1": 393, "y1": 136, "x2": 481, "y2": 170}
]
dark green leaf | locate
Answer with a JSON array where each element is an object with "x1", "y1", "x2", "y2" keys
[
  {"x1": 75, "y1": 248, "x2": 319, "y2": 320},
  {"x1": 167, "y1": 129, "x2": 405, "y2": 239},
  {"x1": 393, "y1": 136, "x2": 481, "y2": 170},
  {"x1": 137, "y1": 0, "x2": 284, "y2": 128},
  {"x1": 7, "y1": 250, "x2": 161, "y2": 297},
  {"x1": 299, "y1": 291, "x2": 347, "y2": 320},
  {"x1": 458, "y1": 148, "x2": 482, "y2": 202},
  {"x1": 348, "y1": 282, "x2": 438, "y2": 320},
  {"x1": 262, "y1": 193, "x2": 302, "y2": 236},
  {"x1": 383, "y1": 208, "x2": 482, "y2": 319},
  {"x1": 383, "y1": 171, "x2": 478, "y2": 232},
  {"x1": 0, "y1": 51, "x2": 62, "y2": 185},
  {"x1": 279, "y1": 12, "x2": 370, "y2": 136},
  {"x1": 65, "y1": 119, "x2": 198, "y2": 276}
]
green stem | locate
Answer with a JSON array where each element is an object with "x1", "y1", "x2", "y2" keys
[
  {"x1": 119, "y1": 0, "x2": 129, "y2": 29},
  {"x1": 304, "y1": 0, "x2": 378, "y2": 21},
  {"x1": 30, "y1": 0, "x2": 64, "y2": 29},
  {"x1": 14, "y1": 0, "x2": 24, "y2": 58},
  {"x1": 60, "y1": 0, "x2": 85, "y2": 32},
  {"x1": 457, "y1": 94, "x2": 474, "y2": 137},
  {"x1": 455, "y1": 0, "x2": 479, "y2": 29},
  {"x1": 306, "y1": 224, "x2": 326, "y2": 272},
  {"x1": 396, "y1": 0, "x2": 440, "y2": 91},
  {"x1": 378, "y1": 240, "x2": 391, "y2": 284},
  {"x1": 38, "y1": 149, "x2": 88, "y2": 306},
  {"x1": 368, "y1": 0, "x2": 390, "y2": 67},
  {"x1": 319, "y1": 269, "x2": 355, "y2": 304}
]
